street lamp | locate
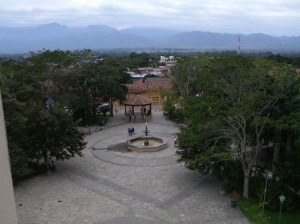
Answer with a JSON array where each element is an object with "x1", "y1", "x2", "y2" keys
[
  {"x1": 279, "y1": 195, "x2": 286, "y2": 224},
  {"x1": 261, "y1": 170, "x2": 273, "y2": 215}
]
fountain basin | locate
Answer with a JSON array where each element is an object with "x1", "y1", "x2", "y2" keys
[{"x1": 128, "y1": 136, "x2": 168, "y2": 152}]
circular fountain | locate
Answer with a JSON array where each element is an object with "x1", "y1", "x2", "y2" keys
[{"x1": 127, "y1": 123, "x2": 168, "y2": 152}]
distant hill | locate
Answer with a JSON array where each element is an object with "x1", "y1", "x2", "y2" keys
[
  {"x1": 0, "y1": 23, "x2": 300, "y2": 53},
  {"x1": 159, "y1": 31, "x2": 300, "y2": 52},
  {"x1": 121, "y1": 27, "x2": 182, "y2": 41}
]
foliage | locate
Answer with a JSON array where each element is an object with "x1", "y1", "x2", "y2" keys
[
  {"x1": 276, "y1": 150, "x2": 300, "y2": 197},
  {"x1": 239, "y1": 198, "x2": 270, "y2": 224},
  {"x1": 163, "y1": 101, "x2": 184, "y2": 121},
  {"x1": 128, "y1": 52, "x2": 151, "y2": 68},
  {"x1": 0, "y1": 52, "x2": 88, "y2": 177},
  {"x1": 8, "y1": 143, "x2": 29, "y2": 180},
  {"x1": 21, "y1": 103, "x2": 86, "y2": 174},
  {"x1": 249, "y1": 175, "x2": 300, "y2": 213},
  {"x1": 96, "y1": 114, "x2": 108, "y2": 126},
  {"x1": 267, "y1": 54, "x2": 300, "y2": 68},
  {"x1": 174, "y1": 55, "x2": 300, "y2": 198},
  {"x1": 239, "y1": 197, "x2": 300, "y2": 224},
  {"x1": 0, "y1": 60, "x2": 34, "y2": 178},
  {"x1": 0, "y1": 50, "x2": 140, "y2": 178},
  {"x1": 214, "y1": 160, "x2": 244, "y2": 193},
  {"x1": 25, "y1": 50, "x2": 132, "y2": 121},
  {"x1": 171, "y1": 57, "x2": 199, "y2": 97},
  {"x1": 161, "y1": 87, "x2": 185, "y2": 122}
]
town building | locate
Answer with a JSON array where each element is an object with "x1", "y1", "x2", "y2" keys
[{"x1": 124, "y1": 78, "x2": 173, "y2": 105}]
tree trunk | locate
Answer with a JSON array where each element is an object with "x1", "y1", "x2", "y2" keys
[
  {"x1": 109, "y1": 97, "x2": 113, "y2": 117},
  {"x1": 43, "y1": 152, "x2": 51, "y2": 176},
  {"x1": 272, "y1": 143, "x2": 280, "y2": 179},
  {"x1": 243, "y1": 174, "x2": 250, "y2": 198}
]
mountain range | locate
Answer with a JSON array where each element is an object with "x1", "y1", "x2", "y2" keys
[{"x1": 0, "y1": 22, "x2": 300, "y2": 54}]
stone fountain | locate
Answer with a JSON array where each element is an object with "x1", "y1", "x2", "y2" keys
[{"x1": 127, "y1": 122, "x2": 168, "y2": 152}]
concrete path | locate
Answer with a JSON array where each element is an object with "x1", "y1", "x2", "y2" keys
[{"x1": 14, "y1": 107, "x2": 249, "y2": 224}]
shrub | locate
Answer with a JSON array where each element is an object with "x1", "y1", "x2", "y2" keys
[
  {"x1": 97, "y1": 114, "x2": 108, "y2": 126},
  {"x1": 214, "y1": 160, "x2": 244, "y2": 193},
  {"x1": 249, "y1": 174, "x2": 300, "y2": 213}
]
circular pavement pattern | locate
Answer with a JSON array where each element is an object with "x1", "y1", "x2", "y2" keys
[
  {"x1": 91, "y1": 132, "x2": 180, "y2": 167},
  {"x1": 14, "y1": 109, "x2": 250, "y2": 224}
]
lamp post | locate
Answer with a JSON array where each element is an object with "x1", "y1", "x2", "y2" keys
[
  {"x1": 278, "y1": 195, "x2": 286, "y2": 224},
  {"x1": 261, "y1": 170, "x2": 273, "y2": 215}
]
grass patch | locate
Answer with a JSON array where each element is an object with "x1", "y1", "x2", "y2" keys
[
  {"x1": 238, "y1": 198, "x2": 269, "y2": 224},
  {"x1": 265, "y1": 210, "x2": 300, "y2": 224},
  {"x1": 238, "y1": 198, "x2": 300, "y2": 224}
]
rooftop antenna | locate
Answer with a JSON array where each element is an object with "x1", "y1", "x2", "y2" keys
[{"x1": 237, "y1": 36, "x2": 241, "y2": 55}]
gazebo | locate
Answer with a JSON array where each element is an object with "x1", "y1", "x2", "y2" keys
[{"x1": 123, "y1": 95, "x2": 152, "y2": 120}]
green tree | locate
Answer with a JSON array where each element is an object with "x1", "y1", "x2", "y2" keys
[
  {"x1": 78, "y1": 58, "x2": 131, "y2": 117},
  {"x1": 128, "y1": 52, "x2": 151, "y2": 68},
  {"x1": 21, "y1": 103, "x2": 86, "y2": 175},
  {"x1": 0, "y1": 59, "x2": 33, "y2": 178},
  {"x1": 0, "y1": 54, "x2": 86, "y2": 177},
  {"x1": 176, "y1": 55, "x2": 300, "y2": 198}
]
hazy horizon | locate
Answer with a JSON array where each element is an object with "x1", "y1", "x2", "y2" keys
[{"x1": 0, "y1": 0, "x2": 300, "y2": 37}]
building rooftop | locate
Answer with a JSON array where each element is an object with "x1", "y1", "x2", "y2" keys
[
  {"x1": 123, "y1": 94, "x2": 153, "y2": 105},
  {"x1": 125, "y1": 78, "x2": 173, "y2": 93}
]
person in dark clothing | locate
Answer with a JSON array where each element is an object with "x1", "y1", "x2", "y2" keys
[
  {"x1": 128, "y1": 127, "x2": 135, "y2": 136},
  {"x1": 128, "y1": 127, "x2": 132, "y2": 136}
]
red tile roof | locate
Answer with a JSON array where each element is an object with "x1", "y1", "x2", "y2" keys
[
  {"x1": 123, "y1": 95, "x2": 152, "y2": 105},
  {"x1": 125, "y1": 78, "x2": 173, "y2": 93}
]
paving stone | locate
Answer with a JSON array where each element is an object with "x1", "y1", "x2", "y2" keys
[{"x1": 14, "y1": 107, "x2": 249, "y2": 224}]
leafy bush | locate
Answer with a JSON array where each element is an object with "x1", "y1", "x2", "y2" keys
[
  {"x1": 266, "y1": 181, "x2": 299, "y2": 212},
  {"x1": 249, "y1": 174, "x2": 300, "y2": 213},
  {"x1": 97, "y1": 114, "x2": 108, "y2": 126},
  {"x1": 9, "y1": 143, "x2": 29, "y2": 181},
  {"x1": 214, "y1": 160, "x2": 244, "y2": 193},
  {"x1": 163, "y1": 100, "x2": 184, "y2": 122}
]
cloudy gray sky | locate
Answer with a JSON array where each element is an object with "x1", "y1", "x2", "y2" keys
[{"x1": 1, "y1": 0, "x2": 299, "y2": 36}]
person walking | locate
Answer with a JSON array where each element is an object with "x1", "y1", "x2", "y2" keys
[
  {"x1": 128, "y1": 127, "x2": 132, "y2": 136},
  {"x1": 174, "y1": 136, "x2": 178, "y2": 146}
]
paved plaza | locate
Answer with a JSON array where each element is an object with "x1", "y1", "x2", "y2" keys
[{"x1": 14, "y1": 107, "x2": 249, "y2": 224}]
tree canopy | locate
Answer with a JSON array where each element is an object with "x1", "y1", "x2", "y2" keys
[
  {"x1": 174, "y1": 55, "x2": 300, "y2": 198},
  {"x1": 0, "y1": 49, "x2": 135, "y2": 178}
]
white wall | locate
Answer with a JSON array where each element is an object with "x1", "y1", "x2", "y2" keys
[{"x1": 0, "y1": 93, "x2": 18, "y2": 224}]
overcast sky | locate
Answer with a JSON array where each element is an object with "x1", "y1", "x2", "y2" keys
[{"x1": 0, "y1": 0, "x2": 299, "y2": 36}]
